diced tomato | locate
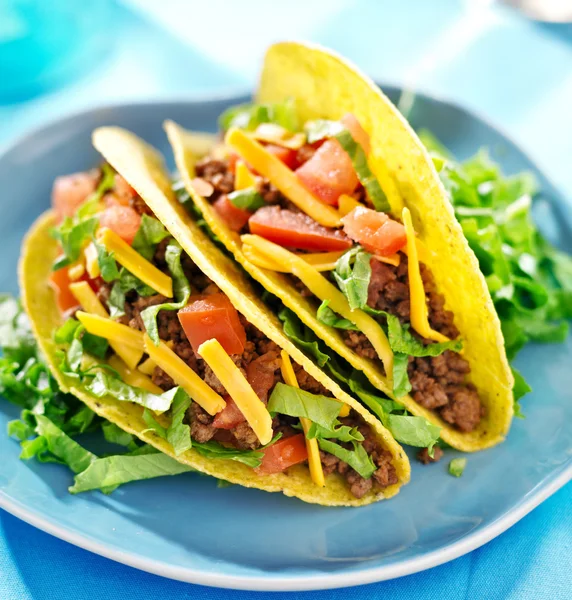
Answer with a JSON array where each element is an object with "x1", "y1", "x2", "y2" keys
[
  {"x1": 246, "y1": 355, "x2": 279, "y2": 403},
  {"x1": 264, "y1": 144, "x2": 298, "y2": 169},
  {"x1": 341, "y1": 113, "x2": 371, "y2": 155},
  {"x1": 114, "y1": 174, "x2": 136, "y2": 204},
  {"x1": 213, "y1": 396, "x2": 246, "y2": 430},
  {"x1": 295, "y1": 139, "x2": 359, "y2": 206},
  {"x1": 227, "y1": 152, "x2": 239, "y2": 174},
  {"x1": 248, "y1": 206, "x2": 352, "y2": 252},
  {"x1": 99, "y1": 205, "x2": 141, "y2": 245},
  {"x1": 341, "y1": 206, "x2": 407, "y2": 256},
  {"x1": 213, "y1": 195, "x2": 252, "y2": 232},
  {"x1": 178, "y1": 293, "x2": 246, "y2": 355},
  {"x1": 255, "y1": 434, "x2": 308, "y2": 475},
  {"x1": 51, "y1": 171, "x2": 98, "y2": 222},
  {"x1": 49, "y1": 266, "x2": 81, "y2": 314}
]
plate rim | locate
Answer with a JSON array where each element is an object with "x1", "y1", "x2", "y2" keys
[
  {"x1": 1, "y1": 92, "x2": 571, "y2": 591},
  {"x1": 1, "y1": 465, "x2": 569, "y2": 591}
]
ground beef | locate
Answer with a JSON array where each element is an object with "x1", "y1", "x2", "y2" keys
[
  {"x1": 409, "y1": 351, "x2": 482, "y2": 431},
  {"x1": 440, "y1": 385, "x2": 483, "y2": 432},
  {"x1": 152, "y1": 367, "x2": 175, "y2": 391},
  {"x1": 417, "y1": 446, "x2": 444, "y2": 464},
  {"x1": 255, "y1": 180, "x2": 283, "y2": 205},
  {"x1": 195, "y1": 158, "x2": 235, "y2": 195},
  {"x1": 342, "y1": 331, "x2": 378, "y2": 360},
  {"x1": 187, "y1": 402, "x2": 216, "y2": 443}
]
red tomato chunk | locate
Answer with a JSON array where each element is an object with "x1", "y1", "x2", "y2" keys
[
  {"x1": 341, "y1": 206, "x2": 407, "y2": 256},
  {"x1": 248, "y1": 206, "x2": 352, "y2": 252},
  {"x1": 213, "y1": 195, "x2": 252, "y2": 232},
  {"x1": 178, "y1": 293, "x2": 246, "y2": 355},
  {"x1": 212, "y1": 396, "x2": 245, "y2": 430},
  {"x1": 264, "y1": 143, "x2": 298, "y2": 169},
  {"x1": 99, "y1": 205, "x2": 141, "y2": 245},
  {"x1": 295, "y1": 139, "x2": 359, "y2": 206},
  {"x1": 255, "y1": 434, "x2": 308, "y2": 475},
  {"x1": 52, "y1": 172, "x2": 98, "y2": 222},
  {"x1": 49, "y1": 266, "x2": 81, "y2": 314}
]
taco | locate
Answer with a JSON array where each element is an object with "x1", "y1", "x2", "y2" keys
[
  {"x1": 164, "y1": 41, "x2": 514, "y2": 452},
  {"x1": 19, "y1": 129, "x2": 410, "y2": 506}
]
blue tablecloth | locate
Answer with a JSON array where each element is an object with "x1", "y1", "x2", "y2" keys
[{"x1": 1, "y1": 1, "x2": 571, "y2": 597}]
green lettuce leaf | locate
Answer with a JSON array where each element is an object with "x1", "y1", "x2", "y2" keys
[
  {"x1": 392, "y1": 352, "x2": 412, "y2": 398},
  {"x1": 307, "y1": 422, "x2": 363, "y2": 443},
  {"x1": 228, "y1": 188, "x2": 266, "y2": 211},
  {"x1": 141, "y1": 241, "x2": 191, "y2": 343},
  {"x1": 316, "y1": 300, "x2": 358, "y2": 330},
  {"x1": 333, "y1": 246, "x2": 372, "y2": 310},
  {"x1": 51, "y1": 217, "x2": 98, "y2": 271},
  {"x1": 192, "y1": 435, "x2": 282, "y2": 469},
  {"x1": 86, "y1": 372, "x2": 179, "y2": 412},
  {"x1": 267, "y1": 382, "x2": 342, "y2": 429},
  {"x1": 95, "y1": 241, "x2": 120, "y2": 282},
  {"x1": 219, "y1": 98, "x2": 298, "y2": 132},
  {"x1": 317, "y1": 438, "x2": 376, "y2": 479},
  {"x1": 69, "y1": 452, "x2": 195, "y2": 494},
  {"x1": 448, "y1": 457, "x2": 467, "y2": 477},
  {"x1": 107, "y1": 282, "x2": 126, "y2": 318},
  {"x1": 33, "y1": 415, "x2": 96, "y2": 473},
  {"x1": 166, "y1": 389, "x2": 192, "y2": 455},
  {"x1": 131, "y1": 214, "x2": 170, "y2": 260},
  {"x1": 387, "y1": 415, "x2": 441, "y2": 450},
  {"x1": 278, "y1": 307, "x2": 330, "y2": 367},
  {"x1": 102, "y1": 421, "x2": 136, "y2": 448}
]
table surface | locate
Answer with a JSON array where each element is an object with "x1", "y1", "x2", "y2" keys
[{"x1": 0, "y1": 1, "x2": 570, "y2": 598}]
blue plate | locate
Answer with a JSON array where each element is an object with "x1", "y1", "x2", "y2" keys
[{"x1": 0, "y1": 89, "x2": 570, "y2": 591}]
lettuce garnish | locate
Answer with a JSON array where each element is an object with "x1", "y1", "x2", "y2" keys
[{"x1": 219, "y1": 98, "x2": 299, "y2": 133}]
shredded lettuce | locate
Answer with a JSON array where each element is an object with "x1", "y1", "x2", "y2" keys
[
  {"x1": 306, "y1": 422, "x2": 363, "y2": 443},
  {"x1": 141, "y1": 241, "x2": 191, "y2": 344},
  {"x1": 228, "y1": 188, "x2": 266, "y2": 211},
  {"x1": 69, "y1": 451, "x2": 194, "y2": 494},
  {"x1": 267, "y1": 382, "x2": 342, "y2": 429},
  {"x1": 102, "y1": 421, "x2": 136, "y2": 448},
  {"x1": 95, "y1": 240, "x2": 120, "y2": 282},
  {"x1": 219, "y1": 99, "x2": 299, "y2": 132},
  {"x1": 86, "y1": 372, "x2": 179, "y2": 412},
  {"x1": 448, "y1": 457, "x2": 467, "y2": 477},
  {"x1": 52, "y1": 217, "x2": 98, "y2": 271},
  {"x1": 318, "y1": 438, "x2": 376, "y2": 479},
  {"x1": 165, "y1": 389, "x2": 192, "y2": 456},
  {"x1": 278, "y1": 307, "x2": 330, "y2": 367},
  {"x1": 131, "y1": 214, "x2": 170, "y2": 260},
  {"x1": 107, "y1": 282, "x2": 126, "y2": 318},
  {"x1": 316, "y1": 300, "x2": 358, "y2": 330},
  {"x1": 333, "y1": 247, "x2": 372, "y2": 310},
  {"x1": 193, "y1": 435, "x2": 281, "y2": 468}
]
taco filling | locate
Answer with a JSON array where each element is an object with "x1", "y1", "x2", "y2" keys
[
  {"x1": 47, "y1": 165, "x2": 399, "y2": 499},
  {"x1": 180, "y1": 106, "x2": 483, "y2": 433}
]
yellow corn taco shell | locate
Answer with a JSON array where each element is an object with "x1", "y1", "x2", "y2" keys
[
  {"x1": 19, "y1": 131, "x2": 410, "y2": 506},
  {"x1": 165, "y1": 41, "x2": 514, "y2": 452}
]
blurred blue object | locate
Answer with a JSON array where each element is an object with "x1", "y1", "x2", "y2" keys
[{"x1": 0, "y1": 0, "x2": 114, "y2": 101}]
